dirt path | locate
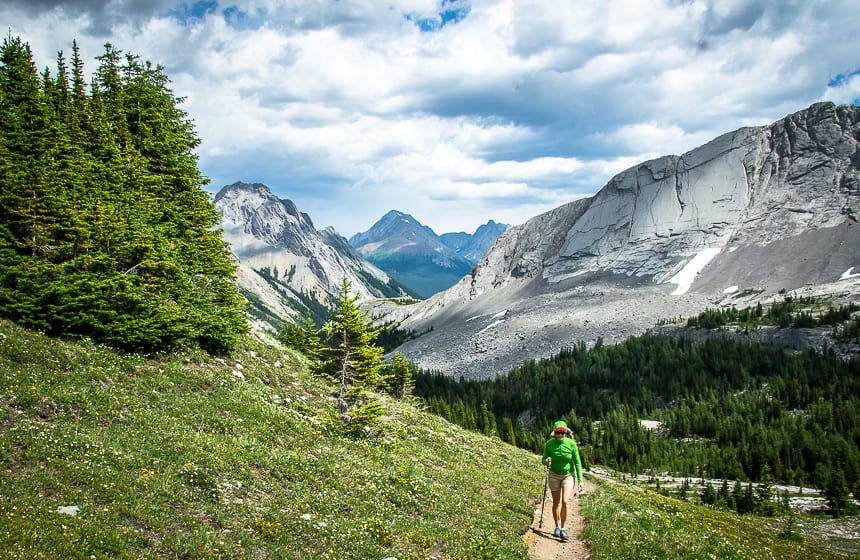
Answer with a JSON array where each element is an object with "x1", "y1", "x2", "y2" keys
[{"x1": 523, "y1": 479, "x2": 597, "y2": 560}]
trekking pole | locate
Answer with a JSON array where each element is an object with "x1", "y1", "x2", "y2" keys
[{"x1": 538, "y1": 464, "x2": 549, "y2": 528}]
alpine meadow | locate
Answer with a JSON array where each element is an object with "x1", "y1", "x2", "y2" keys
[{"x1": 1, "y1": 34, "x2": 859, "y2": 560}]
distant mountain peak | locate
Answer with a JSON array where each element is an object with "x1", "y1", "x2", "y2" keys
[{"x1": 349, "y1": 212, "x2": 508, "y2": 297}]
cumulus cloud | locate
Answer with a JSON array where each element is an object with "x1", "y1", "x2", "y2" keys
[{"x1": 2, "y1": 0, "x2": 859, "y2": 236}]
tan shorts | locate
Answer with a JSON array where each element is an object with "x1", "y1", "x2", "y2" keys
[{"x1": 548, "y1": 471, "x2": 575, "y2": 493}]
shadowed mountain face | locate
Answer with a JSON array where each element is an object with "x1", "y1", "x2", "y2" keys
[
  {"x1": 349, "y1": 211, "x2": 508, "y2": 298},
  {"x1": 367, "y1": 102, "x2": 860, "y2": 379},
  {"x1": 439, "y1": 220, "x2": 510, "y2": 263}
]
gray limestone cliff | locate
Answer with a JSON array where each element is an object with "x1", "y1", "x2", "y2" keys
[{"x1": 370, "y1": 102, "x2": 860, "y2": 379}]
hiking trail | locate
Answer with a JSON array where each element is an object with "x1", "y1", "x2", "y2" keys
[{"x1": 524, "y1": 479, "x2": 597, "y2": 560}]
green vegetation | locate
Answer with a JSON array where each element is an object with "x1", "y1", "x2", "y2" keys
[
  {"x1": 255, "y1": 267, "x2": 332, "y2": 326},
  {"x1": 2, "y1": 320, "x2": 853, "y2": 558},
  {"x1": 0, "y1": 319, "x2": 538, "y2": 559},
  {"x1": 320, "y1": 278, "x2": 387, "y2": 429},
  {"x1": 687, "y1": 297, "x2": 859, "y2": 337},
  {"x1": 1, "y1": 31, "x2": 855, "y2": 559},
  {"x1": 279, "y1": 313, "x2": 322, "y2": 364},
  {"x1": 375, "y1": 321, "x2": 432, "y2": 352},
  {"x1": 416, "y1": 334, "x2": 860, "y2": 511},
  {"x1": 354, "y1": 267, "x2": 419, "y2": 300},
  {"x1": 0, "y1": 36, "x2": 247, "y2": 353},
  {"x1": 582, "y1": 478, "x2": 851, "y2": 559},
  {"x1": 367, "y1": 254, "x2": 472, "y2": 299}
]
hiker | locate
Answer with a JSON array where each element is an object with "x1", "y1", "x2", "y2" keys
[{"x1": 541, "y1": 420, "x2": 583, "y2": 542}]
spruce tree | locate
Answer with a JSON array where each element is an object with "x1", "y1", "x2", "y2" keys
[
  {"x1": 280, "y1": 313, "x2": 322, "y2": 367},
  {"x1": 322, "y1": 278, "x2": 386, "y2": 431},
  {"x1": 387, "y1": 351, "x2": 415, "y2": 399},
  {"x1": 0, "y1": 35, "x2": 248, "y2": 353},
  {"x1": 824, "y1": 468, "x2": 850, "y2": 517}
]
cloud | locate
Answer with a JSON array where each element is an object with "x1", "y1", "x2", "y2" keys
[{"x1": 2, "y1": 0, "x2": 859, "y2": 237}]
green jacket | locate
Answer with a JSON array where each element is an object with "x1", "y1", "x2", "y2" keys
[{"x1": 541, "y1": 437, "x2": 583, "y2": 484}]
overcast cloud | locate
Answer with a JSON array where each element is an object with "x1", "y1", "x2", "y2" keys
[{"x1": 3, "y1": 0, "x2": 859, "y2": 236}]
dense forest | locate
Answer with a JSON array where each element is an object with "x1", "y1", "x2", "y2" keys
[
  {"x1": 414, "y1": 332, "x2": 860, "y2": 507},
  {"x1": 0, "y1": 35, "x2": 247, "y2": 352}
]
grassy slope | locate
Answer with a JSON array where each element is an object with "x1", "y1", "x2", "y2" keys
[
  {"x1": 583, "y1": 479, "x2": 852, "y2": 559},
  {"x1": 0, "y1": 319, "x2": 852, "y2": 559},
  {"x1": 0, "y1": 319, "x2": 536, "y2": 559}
]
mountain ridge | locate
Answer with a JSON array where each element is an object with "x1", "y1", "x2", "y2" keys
[
  {"x1": 214, "y1": 182, "x2": 411, "y2": 332},
  {"x1": 368, "y1": 101, "x2": 860, "y2": 379}
]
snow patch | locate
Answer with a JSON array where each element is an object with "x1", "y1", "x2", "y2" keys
[
  {"x1": 668, "y1": 248, "x2": 722, "y2": 295},
  {"x1": 640, "y1": 420, "x2": 662, "y2": 431},
  {"x1": 723, "y1": 285, "x2": 739, "y2": 294},
  {"x1": 476, "y1": 319, "x2": 505, "y2": 335},
  {"x1": 840, "y1": 267, "x2": 860, "y2": 280},
  {"x1": 491, "y1": 310, "x2": 508, "y2": 320}
]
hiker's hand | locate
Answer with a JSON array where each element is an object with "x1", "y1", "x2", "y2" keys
[{"x1": 545, "y1": 458, "x2": 551, "y2": 467}]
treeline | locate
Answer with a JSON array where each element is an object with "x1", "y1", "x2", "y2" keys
[
  {"x1": 687, "y1": 297, "x2": 859, "y2": 337},
  {"x1": 0, "y1": 36, "x2": 247, "y2": 352},
  {"x1": 414, "y1": 335, "x2": 860, "y2": 505}
]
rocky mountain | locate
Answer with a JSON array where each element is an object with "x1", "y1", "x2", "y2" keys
[
  {"x1": 439, "y1": 220, "x2": 510, "y2": 263},
  {"x1": 349, "y1": 211, "x2": 507, "y2": 298},
  {"x1": 214, "y1": 182, "x2": 409, "y2": 334},
  {"x1": 367, "y1": 102, "x2": 860, "y2": 379}
]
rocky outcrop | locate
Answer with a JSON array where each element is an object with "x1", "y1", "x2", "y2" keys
[
  {"x1": 373, "y1": 102, "x2": 860, "y2": 379},
  {"x1": 545, "y1": 102, "x2": 860, "y2": 286}
]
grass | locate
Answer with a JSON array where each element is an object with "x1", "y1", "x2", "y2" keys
[
  {"x1": 0, "y1": 319, "x2": 537, "y2": 559},
  {"x1": 582, "y1": 477, "x2": 856, "y2": 559},
  {"x1": 0, "y1": 318, "x2": 855, "y2": 559}
]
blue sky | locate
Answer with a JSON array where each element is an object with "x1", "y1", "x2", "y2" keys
[{"x1": 3, "y1": 0, "x2": 859, "y2": 237}]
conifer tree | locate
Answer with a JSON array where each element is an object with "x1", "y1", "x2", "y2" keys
[
  {"x1": 0, "y1": 35, "x2": 248, "y2": 353},
  {"x1": 280, "y1": 313, "x2": 322, "y2": 367},
  {"x1": 387, "y1": 351, "x2": 414, "y2": 399},
  {"x1": 322, "y1": 278, "x2": 386, "y2": 430},
  {"x1": 824, "y1": 468, "x2": 850, "y2": 517}
]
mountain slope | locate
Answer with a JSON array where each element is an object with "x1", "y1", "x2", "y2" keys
[
  {"x1": 0, "y1": 319, "x2": 537, "y2": 558},
  {"x1": 214, "y1": 182, "x2": 409, "y2": 332},
  {"x1": 1, "y1": 321, "x2": 851, "y2": 559},
  {"x1": 368, "y1": 102, "x2": 860, "y2": 379},
  {"x1": 349, "y1": 210, "x2": 475, "y2": 297}
]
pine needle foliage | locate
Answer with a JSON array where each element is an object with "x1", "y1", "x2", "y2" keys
[
  {"x1": 321, "y1": 278, "x2": 386, "y2": 430},
  {"x1": 0, "y1": 35, "x2": 248, "y2": 353},
  {"x1": 387, "y1": 351, "x2": 415, "y2": 399}
]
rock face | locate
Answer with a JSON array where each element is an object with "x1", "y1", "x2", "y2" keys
[
  {"x1": 214, "y1": 182, "x2": 407, "y2": 332},
  {"x1": 371, "y1": 102, "x2": 860, "y2": 379},
  {"x1": 548, "y1": 102, "x2": 859, "y2": 286}
]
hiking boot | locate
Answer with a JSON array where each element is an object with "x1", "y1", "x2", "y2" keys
[
  {"x1": 553, "y1": 527, "x2": 561, "y2": 538},
  {"x1": 560, "y1": 528, "x2": 569, "y2": 541}
]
